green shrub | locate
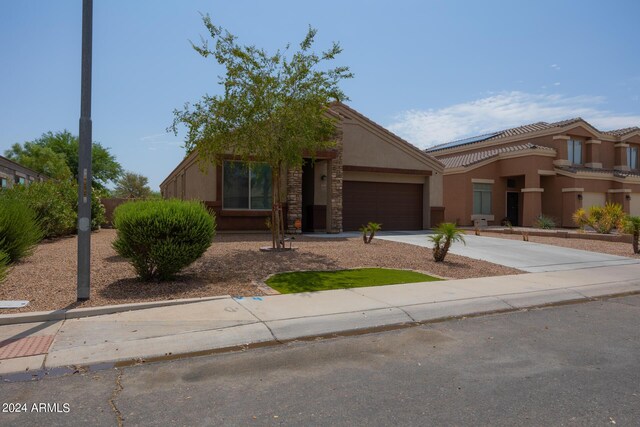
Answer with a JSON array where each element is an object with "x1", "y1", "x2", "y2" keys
[
  {"x1": 0, "y1": 198, "x2": 42, "y2": 262},
  {"x1": 112, "y1": 199, "x2": 216, "y2": 281},
  {"x1": 2, "y1": 180, "x2": 76, "y2": 238},
  {"x1": 90, "y1": 188, "x2": 106, "y2": 230},
  {"x1": 0, "y1": 249, "x2": 8, "y2": 283},
  {"x1": 534, "y1": 214, "x2": 556, "y2": 229},
  {"x1": 1, "y1": 180, "x2": 106, "y2": 238}
]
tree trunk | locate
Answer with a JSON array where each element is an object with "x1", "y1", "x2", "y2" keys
[
  {"x1": 367, "y1": 231, "x2": 375, "y2": 244},
  {"x1": 271, "y1": 167, "x2": 285, "y2": 250}
]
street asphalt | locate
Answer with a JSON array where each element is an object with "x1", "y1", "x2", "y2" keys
[{"x1": 1, "y1": 294, "x2": 638, "y2": 426}]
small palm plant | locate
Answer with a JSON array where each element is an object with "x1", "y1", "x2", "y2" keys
[
  {"x1": 428, "y1": 222, "x2": 466, "y2": 262},
  {"x1": 622, "y1": 216, "x2": 640, "y2": 254},
  {"x1": 359, "y1": 222, "x2": 382, "y2": 244}
]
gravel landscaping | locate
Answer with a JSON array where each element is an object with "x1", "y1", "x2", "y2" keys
[
  {"x1": 1, "y1": 229, "x2": 521, "y2": 313},
  {"x1": 472, "y1": 230, "x2": 639, "y2": 258}
]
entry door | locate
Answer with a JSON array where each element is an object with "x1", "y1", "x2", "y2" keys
[{"x1": 506, "y1": 192, "x2": 519, "y2": 226}]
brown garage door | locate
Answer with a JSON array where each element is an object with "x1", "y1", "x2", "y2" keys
[{"x1": 343, "y1": 181, "x2": 423, "y2": 231}]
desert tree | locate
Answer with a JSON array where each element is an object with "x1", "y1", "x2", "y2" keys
[
  {"x1": 170, "y1": 15, "x2": 352, "y2": 249},
  {"x1": 113, "y1": 171, "x2": 152, "y2": 199}
]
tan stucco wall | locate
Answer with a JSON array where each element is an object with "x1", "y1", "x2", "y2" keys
[
  {"x1": 341, "y1": 122, "x2": 438, "y2": 170},
  {"x1": 184, "y1": 161, "x2": 216, "y2": 201},
  {"x1": 429, "y1": 172, "x2": 443, "y2": 206}
]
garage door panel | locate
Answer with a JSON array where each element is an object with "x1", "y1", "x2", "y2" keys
[
  {"x1": 630, "y1": 195, "x2": 640, "y2": 216},
  {"x1": 343, "y1": 181, "x2": 423, "y2": 231}
]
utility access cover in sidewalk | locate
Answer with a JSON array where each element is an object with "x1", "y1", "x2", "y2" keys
[{"x1": 0, "y1": 335, "x2": 54, "y2": 359}]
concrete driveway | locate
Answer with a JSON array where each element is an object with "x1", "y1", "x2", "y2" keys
[{"x1": 376, "y1": 231, "x2": 640, "y2": 272}]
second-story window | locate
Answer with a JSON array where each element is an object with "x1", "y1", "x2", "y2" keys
[
  {"x1": 627, "y1": 146, "x2": 638, "y2": 169},
  {"x1": 567, "y1": 139, "x2": 582, "y2": 165}
]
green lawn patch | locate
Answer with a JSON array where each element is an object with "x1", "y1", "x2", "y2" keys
[{"x1": 265, "y1": 268, "x2": 442, "y2": 294}]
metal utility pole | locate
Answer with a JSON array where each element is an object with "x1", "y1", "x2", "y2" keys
[{"x1": 77, "y1": 0, "x2": 93, "y2": 301}]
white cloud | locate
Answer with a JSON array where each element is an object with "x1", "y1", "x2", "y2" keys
[
  {"x1": 140, "y1": 132, "x2": 183, "y2": 149},
  {"x1": 387, "y1": 91, "x2": 640, "y2": 148}
]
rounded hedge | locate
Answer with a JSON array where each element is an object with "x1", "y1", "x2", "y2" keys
[
  {"x1": 0, "y1": 198, "x2": 43, "y2": 263},
  {"x1": 0, "y1": 249, "x2": 9, "y2": 283},
  {"x1": 112, "y1": 199, "x2": 215, "y2": 281}
]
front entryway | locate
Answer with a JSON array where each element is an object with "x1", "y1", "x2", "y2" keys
[
  {"x1": 301, "y1": 160, "x2": 327, "y2": 232},
  {"x1": 506, "y1": 192, "x2": 519, "y2": 226}
]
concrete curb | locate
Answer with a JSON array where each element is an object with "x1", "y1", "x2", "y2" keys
[
  {"x1": 0, "y1": 295, "x2": 231, "y2": 326},
  {"x1": 2, "y1": 288, "x2": 638, "y2": 381}
]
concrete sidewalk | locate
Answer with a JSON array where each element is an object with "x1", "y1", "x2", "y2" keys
[{"x1": 1, "y1": 264, "x2": 639, "y2": 376}]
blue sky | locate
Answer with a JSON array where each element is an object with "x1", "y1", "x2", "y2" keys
[{"x1": 2, "y1": 0, "x2": 639, "y2": 190}]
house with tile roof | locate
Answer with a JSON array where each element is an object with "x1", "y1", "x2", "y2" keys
[
  {"x1": 426, "y1": 119, "x2": 640, "y2": 227},
  {"x1": 160, "y1": 102, "x2": 445, "y2": 232}
]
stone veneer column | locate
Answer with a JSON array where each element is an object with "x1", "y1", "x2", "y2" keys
[
  {"x1": 286, "y1": 167, "x2": 302, "y2": 233},
  {"x1": 328, "y1": 129, "x2": 344, "y2": 233}
]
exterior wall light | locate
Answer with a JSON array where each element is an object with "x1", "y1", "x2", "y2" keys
[
  {"x1": 626, "y1": 194, "x2": 631, "y2": 201},
  {"x1": 577, "y1": 194, "x2": 583, "y2": 201}
]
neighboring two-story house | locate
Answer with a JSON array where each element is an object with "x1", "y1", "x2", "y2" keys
[
  {"x1": 427, "y1": 119, "x2": 640, "y2": 227},
  {"x1": 0, "y1": 155, "x2": 47, "y2": 190}
]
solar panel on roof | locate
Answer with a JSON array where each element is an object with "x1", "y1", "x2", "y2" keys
[{"x1": 428, "y1": 132, "x2": 501, "y2": 151}]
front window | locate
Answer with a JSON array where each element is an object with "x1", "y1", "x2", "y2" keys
[
  {"x1": 0, "y1": 177, "x2": 7, "y2": 189},
  {"x1": 15, "y1": 176, "x2": 25, "y2": 185},
  {"x1": 627, "y1": 146, "x2": 638, "y2": 169},
  {"x1": 223, "y1": 161, "x2": 272, "y2": 210},
  {"x1": 567, "y1": 139, "x2": 582, "y2": 165},
  {"x1": 473, "y1": 183, "x2": 492, "y2": 215}
]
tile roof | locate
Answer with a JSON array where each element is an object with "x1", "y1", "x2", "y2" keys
[
  {"x1": 601, "y1": 127, "x2": 640, "y2": 136},
  {"x1": 438, "y1": 143, "x2": 555, "y2": 168},
  {"x1": 558, "y1": 165, "x2": 640, "y2": 179},
  {"x1": 427, "y1": 118, "x2": 585, "y2": 152}
]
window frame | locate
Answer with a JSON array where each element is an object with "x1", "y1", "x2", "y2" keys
[
  {"x1": 472, "y1": 183, "x2": 493, "y2": 215},
  {"x1": 567, "y1": 139, "x2": 583, "y2": 165},
  {"x1": 627, "y1": 146, "x2": 638, "y2": 170},
  {"x1": 222, "y1": 160, "x2": 272, "y2": 211}
]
